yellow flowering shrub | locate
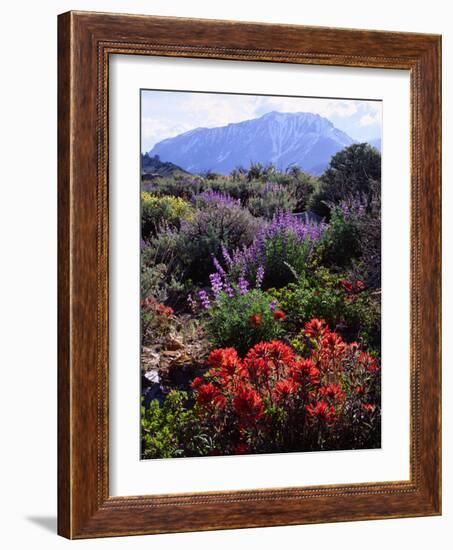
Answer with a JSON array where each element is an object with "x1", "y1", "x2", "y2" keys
[{"x1": 141, "y1": 193, "x2": 193, "y2": 237}]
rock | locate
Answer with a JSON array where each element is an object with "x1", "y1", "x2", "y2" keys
[
  {"x1": 144, "y1": 370, "x2": 160, "y2": 384},
  {"x1": 165, "y1": 336, "x2": 185, "y2": 350}
]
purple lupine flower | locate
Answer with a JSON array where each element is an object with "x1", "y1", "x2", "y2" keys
[
  {"x1": 224, "y1": 283, "x2": 235, "y2": 298},
  {"x1": 261, "y1": 182, "x2": 286, "y2": 196},
  {"x1": 206, "y1": 214, "x2": 325, "y2": 290},
  {"x1": 221, "y1": 244, "x2": 233, "y2": 268},
  {"x1": 209, "y1": 272, "x2": 224, "y2": 298},
  {"x1": 269, "y1": 299, "x2": 278, "y2": 312},
  {"x1": 198, "y1": 289, "x2": 211, "y2": 309},
  {"x1": 255, "y1": 265, "x2": 265, "y2": 288},
  {"x1": 338, "y1": 197, "x2": 367, "y2": 218},
  {"x1": 212, "y1": 256, "x2": 226, "y2": 278},
  {"x1": 231, "y1": 213, "x2": 325, "y2": 277},
  {"x1": 238, "y1": 275, "x2": 249, "y2": 295},
  {"x1": 340, "y1": 202, "x2": 350, "y2": 217},
  {"x1": 261, "y1": 212, "x2": 326, "y2": 244},
  {"x1": 193, "y1": 190, "x2": 240, "y2": 207}
]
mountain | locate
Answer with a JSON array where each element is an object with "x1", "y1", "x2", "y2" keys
[
  {"x1": 141, "y1": 153, "x2": 189, "y2": 178},
  {"x1": 148, "y1": 111, "x2": 355, "y2": 176}
]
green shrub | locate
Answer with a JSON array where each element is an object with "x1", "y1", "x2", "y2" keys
[
  {"x1": 246, "y1": 162, "x2": 275, "y2": 181},
  {"x1": 310, "y1": 143, "x2": 381, "y2": 218},
  {"x1": 175, "y1": 203, "x2": 260, "y2": 284},
  {"x1": 356, "y1": 188, "x2": 381, "y2": 289},
  {"x1": 206, "y1": 289, "x2": 285, "y2": 356},
  {"x1": 283, "y1": 167, "x2": 317, "y2": 212},
  {"x1": 143, "y1": 175, "x2": 207, "y2": 198},
  {"x1": 144, "y1": 166, "x2": 317, "y2": 212},
  {"x1": 247, "y1": 183, "x2": 297, "y2": 219},
  {"x1": 141, "y1": 391, "x2": 211, "y2": 459},
  {"x1": 242, "y1": 213, "x2": 325, "y2": 289},
  {"x1": 141, "y1": 192, "x2": 193, "y2": 238},
  {"x1": 267, "y1": 268, "x2": 380, "y2": 351},
  {"x1": 262, "y1": 229, "x2": 313, "y2": 287},
  {"x1": 211, "y1": 213, "x2": 325, "y2": 291},
  {"x1": 313, "y1": 207, "x2": 361, "y2": 269},
  {"x1": 205, "y1": 177, "x2": 265, "y2": 203}
]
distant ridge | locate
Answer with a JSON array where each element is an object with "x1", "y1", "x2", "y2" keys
[
  {"x1": 141, "y1": 153, "x2": 189, "y2": 178},
  {"x1": 148, "y1": 111, "x2": 356, "y2": 176}
]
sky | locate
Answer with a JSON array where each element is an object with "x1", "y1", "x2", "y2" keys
[{"x1": 141, "y1": 90, "x2": 382, "y2": 153}]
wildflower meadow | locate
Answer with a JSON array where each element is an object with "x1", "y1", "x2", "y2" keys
[{"x1": 140, "y1": 141, "x2": 382, "y2": 459}]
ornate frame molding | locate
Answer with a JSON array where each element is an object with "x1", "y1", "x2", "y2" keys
[{"x1": 58, "y1": 11, "x2": 441, "y2": 538}]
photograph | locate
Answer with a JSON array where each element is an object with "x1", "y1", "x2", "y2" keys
[{"x1": 140, "y1": 90, "x2": 383, "y2": 459}]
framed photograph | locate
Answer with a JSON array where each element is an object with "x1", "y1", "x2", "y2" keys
[{"x1": 58, "y1": 11, "x2": 441, "y2": 538}]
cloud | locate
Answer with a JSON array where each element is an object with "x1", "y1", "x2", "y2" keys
[
  {"x1": 142, "y1": 118, "x2": 189, "y2": 141},
  {"x1": 142, "y1": 92, "x2": 261, "y2": 149},
  {"x1": 359, "y1": 112, "x2": 380, "y2": 127},
  {"x1": 254, "y1": 97, "x2": 359, "y2": 119},
  {"x1": 178, "y1": 93, "x2": 260, "y2": 128}
]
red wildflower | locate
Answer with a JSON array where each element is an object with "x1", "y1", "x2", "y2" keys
[
  {"x1": 320, "y1": 331, "x2": 347, "y2": 358},
  {"x1": 306, "y1": 400, "x2": 336, "y2": 423},
  {"x1": 358, "y1": 351, "x2": 371, "y2": 366},
  {"x1": 141, "y1": 297, "x2": 174, "y2": 317},
  {"x1": 341, "y1": 279, "x2": 365, "y2": 294},
  {"x1": 207, "y1": 348, "x2": 242, "y2": 380},
  {"x1": 341, "y1": 280, "x2": 353, "y2": 293},
  {"x1": 304, "y1": 318, "x2": 328, "y2": 340},
  {"x1": 233, "y1": 385, "x2": 265, "y2": 423},
  {"x1": 244, "y1": 340, "x2": 296, "y2": 380},
  {"x1": 273, "y1": 310, "x2": 286, "y2": 321},
  {"x1": 196, "y1": 383, "x2": 223, "y2": 408},
  {"x1": 265, "y1": 340, "x2": 296, "y2": 363},
  {"x1": 307, "y1": 390, "x2": 318, "y2": 401},
  {"x1": 208, "y1": 348, "x2": 230, "y2": 369},
  {"x1": 141, "y1": 297, "x2": 159, "y2": 311},
  {"x1": 213, "y1": 393, "x2": 227, "y2": 409},
  {"x1": 367, "y1": 360, "x2": 380, "y2": 373},
  {"x1": 362, "y1": 403, "x2": 377, "y2": 413},
  {"x1": 319, "y1": 384, "x2": 345, "y2": 402},
  {"x1": 358, "y1": 351, "x2": 379, "y2": 372},
  {"x1": 289, "y1": 358, "x2": 320, "y2": 386},
  {"x1": 191, "y1": 376, "x2": 204, "y2": 390},
  {"x1": 249, "y1": 313, "x2": 263, "y2": 327},
  {"x1": 355, "y1": 384, "x2": 365, "y2": 395},
  {"x1": 156, "y1": 303, "x2": 174, "y2": 317},
  {"x1": 356, "y1": 280, "x2": 365, "y2": 291},
  {"x1": 273, "y1": 379, "x2": 300, "y2": 402},
  {"x1": 243, "y1": 356, "x2": 270, "y2": 380}
]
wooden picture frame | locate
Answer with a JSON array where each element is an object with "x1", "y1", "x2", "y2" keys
[{"x1": 58, "y1": 10, "x2": 441, "y2": 539}]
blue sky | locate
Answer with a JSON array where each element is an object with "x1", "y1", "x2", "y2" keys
[{"x1": 141, "y1": 90, "x2": 382, "y2": 153}]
